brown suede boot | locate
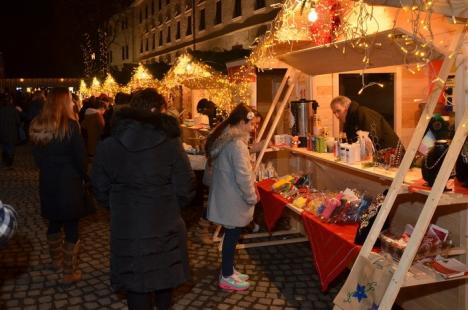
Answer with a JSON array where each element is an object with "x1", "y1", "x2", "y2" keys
[
  {"x1": 46, "y1": 233, "x2": 63, "y2": 271},
  {"x1": 195, "y1": 218, "x2": 214, "y2": 245},
  {"x1": 63, "y1": 240, "x2": 82, "y2": 284}
]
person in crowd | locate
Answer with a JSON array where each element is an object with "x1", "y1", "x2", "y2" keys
[
  {"x1": 29, "y1": 88, "x2": 87, "y2": 285},
  {"x1": 0, "y1": 93, "x2": 20, "y2": 168},
  {"x1": 330, "y1": 95, "x2": 400, "y2": 149},
  {"x1": 196, "y1": 98, "x2": 224, "y2": 128},
  {"x1": 71, "y1": 93, "x2": 82, "y2": 117},
  {"x1": 91, "y1": 88, "x2": 195, "y2": 310},
  {"x1": 25, "y1": 91, "x2": 46, "y2": 140},
  {"x1": 101, "y1": 92, "x2": 129, "y2": 139},
  {"x1": 80, "y1": 100, "x2": 106, "y2": 158},
  {"x1": 205, "y1": 103, "x2": 259, "y2": 291}
]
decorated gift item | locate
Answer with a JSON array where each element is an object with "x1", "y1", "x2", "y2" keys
[
  {"x1": 334, "y1": 254, "x2": 394, "y2": 310},
  {"x1": 356, "y1": 130, "x2": 375, "y2": 161},
  {"x1": 422, "y1": 139, "x2": 449, "y2": 187},
  {"x1": 272, "y1": 175, "x2": 295, "y2": 192},
  {"x1": 379, "y1": 223, "x2": 451, "y2": 261},
  {"x1": 291, "y1": 136, "x2": 301, "y2": 148},
  {"x1": 373, "y1": 141, "x2": 405, "y2": 168},
  {"x1": 292, "y1": 196, "x2": 308, "y2": 209}
]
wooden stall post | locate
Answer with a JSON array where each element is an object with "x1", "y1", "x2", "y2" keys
[{"x1": 254, "y1": 69, "x2": 299, "y2": 172}]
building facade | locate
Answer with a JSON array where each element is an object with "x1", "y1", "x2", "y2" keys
[{"x1": 107, "y1": 0, "x2": 281, "y2": 68}]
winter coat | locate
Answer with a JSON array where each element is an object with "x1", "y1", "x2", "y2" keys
[
  {"x1": 0, "y1": 104, "x2": 20, "y2": 144},
  {"x1": 90, "y1": 107, "x2": 196, "y2": 293},
  {"x1": 80, "y1": 109, "x2": 105, "y2": 156},
  {"x1": 207, "y1": 126, "x2": 258, "y2": 228},
  {"x1": 344, "y1": 101, "x2": 400, "y2": 150},
  {"x1": 31, "y1": 120, "x2": 87, "y2": 221}
]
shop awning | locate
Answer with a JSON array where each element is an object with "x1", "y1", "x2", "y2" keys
[{"x1": 277, "y1": 28, "x2": 444, "y2": 75}]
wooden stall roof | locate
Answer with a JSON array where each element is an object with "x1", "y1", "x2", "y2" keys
[{"x1": 277, "y1": 28, "x2": 443, "y2": 75}]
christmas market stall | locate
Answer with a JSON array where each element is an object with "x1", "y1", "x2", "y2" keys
[{"x1": 249, "y1": 0, "x2": 468, "y2": 308}]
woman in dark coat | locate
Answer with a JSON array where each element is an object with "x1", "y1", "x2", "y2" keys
[
  {"x1": 29, "y1": 88, "x2": 87, "y2": 284},
  {"x1": 91, "y1": 88, "x2": 195, "y2": 310}
]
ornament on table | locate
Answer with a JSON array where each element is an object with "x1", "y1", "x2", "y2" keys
[
  {"x1": 291, "y1": 136, "x2": 301, "y2": 148},
  {"x1": 373, "y1": 141, "x2": 405, "y2": 168}
]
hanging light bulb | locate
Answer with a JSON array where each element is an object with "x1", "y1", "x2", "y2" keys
[{"x1": 308, "y1": 8, "x2": 318, "y2": 22}]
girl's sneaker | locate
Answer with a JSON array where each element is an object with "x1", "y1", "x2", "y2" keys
[
  {"x1": 219, "y1": 274, "x2": 250, "y2": 291},
  {"x1": 233, "y1": 267, "x2": 249, "y2": 281}
]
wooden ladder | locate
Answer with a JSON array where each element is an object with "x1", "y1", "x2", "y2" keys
[{"x1": 334, "y1": 27, "x2": 467, "y2": 309}]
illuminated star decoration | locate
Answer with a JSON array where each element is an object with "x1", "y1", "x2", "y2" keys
[{"x1": 352, "y1": 283, "x2": 368, "y2": 302}]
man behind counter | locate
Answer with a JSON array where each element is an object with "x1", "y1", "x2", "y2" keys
[{"x1": 330, "y1": 96, "x2": 400, "y2": 150}]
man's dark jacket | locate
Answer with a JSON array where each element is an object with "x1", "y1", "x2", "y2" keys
[{"x1": 344, "y1": 101, "x2": 399, "y2": 149}]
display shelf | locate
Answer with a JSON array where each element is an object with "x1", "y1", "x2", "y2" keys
[
  {"x1": 280, "y1": 146, "x2": 468, "y2": 206},
  {"x1": 368, "y1": 252, "x2": 468, "y2": 288}
]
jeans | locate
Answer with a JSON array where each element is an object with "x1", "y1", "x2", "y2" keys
[{"x1": 221, "y1": 227, "x2": 242, "y2": 277}]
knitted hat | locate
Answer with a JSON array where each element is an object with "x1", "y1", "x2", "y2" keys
[{"x1": 0, "y1": 201, "x2": 17, "y2": 247}]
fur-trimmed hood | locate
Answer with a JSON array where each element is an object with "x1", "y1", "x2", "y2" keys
[
  {"x1": 111, "y1": 107, "x2": 181, "y2": 152},
  {"x1": 209, "y1": 125, "x2": 250, "y2": 160}
]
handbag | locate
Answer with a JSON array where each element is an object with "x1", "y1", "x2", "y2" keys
[{"x1": 334, "y1": 254, "x2": 394, "y2": 310}]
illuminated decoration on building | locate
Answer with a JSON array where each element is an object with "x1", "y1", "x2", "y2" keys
[
  {"x1": 79, "y1": 80, "x2": 90, "y2": 98},
  {"x1": 90, "y1": 77, "x2": 102, "y2": 96},
  {"x1": 101, "y1": 73, "x2": 120, "y2": 98},
  {"x1": 125, "y1": 63, "x2": 161, "y2": 93},
  {"x1": 163, "y1": 53, "x2": 251, "y2": 114}
]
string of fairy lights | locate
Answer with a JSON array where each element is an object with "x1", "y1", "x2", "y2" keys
[
  {"x1": 80, "y1": 0, "x2": 466, "y2": 111},
  {"x1": 247, "y1": 0, "x2": 465, "y2": 94},
  {"x1": 80, "y1": 54, "x2": 251, "y2": 114}
]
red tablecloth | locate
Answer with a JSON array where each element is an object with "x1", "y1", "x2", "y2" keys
[
  {"x1": 302, "y1": 211, "x2": 361, "y2": 291},
  {"x1": 257, "y1": 179, "x2": 289, "y2": 233},
  {"x1": 408, "y1": 178, "x2": 468, "y2": 195}
]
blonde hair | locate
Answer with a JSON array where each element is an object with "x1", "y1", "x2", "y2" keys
[
  {"x1": 30, "y1": 88, "x2": 77, "y2": 145},
  {"x1": 330, "y1": 96, "x2": 351, "y2": 108}
]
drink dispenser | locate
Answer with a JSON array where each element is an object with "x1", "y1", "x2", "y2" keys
[{"x1": 291, "y1": 99, "x2": 319, "y2": 147}]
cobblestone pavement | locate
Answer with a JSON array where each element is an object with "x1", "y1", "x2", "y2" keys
[{"x1": 0, "y1": 145, "x2": 344, "y2": 309}]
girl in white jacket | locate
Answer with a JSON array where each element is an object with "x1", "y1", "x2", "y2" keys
[{"x1": 205, "y1": 103, "x2": 259, "y2": 291}]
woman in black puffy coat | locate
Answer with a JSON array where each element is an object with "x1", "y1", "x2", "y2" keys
[{"x1": 91, "y1": 88, "x2": 195, "y2": 310}]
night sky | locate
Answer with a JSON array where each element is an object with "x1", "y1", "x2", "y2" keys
[{"x1": 0, "y1": 0, "x2": 131, "y2": 78}]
